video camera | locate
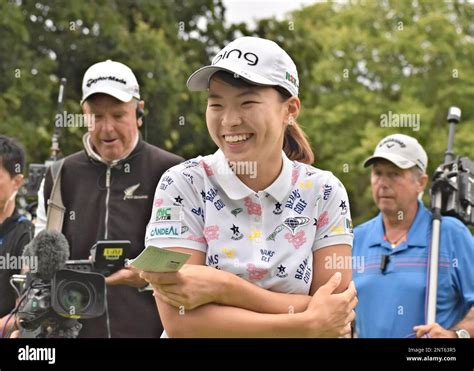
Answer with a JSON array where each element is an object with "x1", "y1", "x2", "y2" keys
[
  {"x1": 14, "y1": 266, "x2": 106, "y2": 338},
  {"x1": 10, "y1": 231, "x2": 111, "y2": 338},
  {"x1": 430, "y1": 107, "x2": 474, "y2": 226},
  {"x1": 70, "y1": 240, "x2": 131, "y2": 276}
]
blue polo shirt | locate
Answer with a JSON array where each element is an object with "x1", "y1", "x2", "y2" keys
[{"x1": 353, "y1": 201, "x2": 474, "y2": 338}]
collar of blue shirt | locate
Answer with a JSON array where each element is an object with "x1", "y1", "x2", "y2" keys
[
  {"x1": 368, "y1": 200, "x2": 431, "y2": 251},
  {"x1": 210, "y1": 149, "x2": 293, "y2": 203}
]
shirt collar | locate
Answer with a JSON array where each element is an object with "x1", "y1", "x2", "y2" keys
[
  {"x1": 265, "y1": 151, "x2": 293, "y2": 202},
  {"x1": 406, "y1": 200, "x2": 430, "y2": 247},
  {"x1": 210, "y1": 149, "x2": 293, "y2": 202},
  {"x1": 0, "y1": 208, "x2": 20, "y2": 233},
  {"x1": 368, "y1": 200, "x2": 430, "y2": 249}
]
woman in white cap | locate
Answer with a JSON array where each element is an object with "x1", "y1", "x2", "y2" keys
[{"x1": 140, "y1": 36, "x2": 357, "y2": 337}]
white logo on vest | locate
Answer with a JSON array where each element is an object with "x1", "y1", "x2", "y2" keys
[{"x1": 123, "y1": 183, "x2": 148, "y2": 200}]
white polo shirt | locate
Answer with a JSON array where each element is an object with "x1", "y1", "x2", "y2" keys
[{"x1": 145, "y1": 150, "x2": 353, "y2": 295}]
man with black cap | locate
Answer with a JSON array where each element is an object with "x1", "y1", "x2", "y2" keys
[
  {"x1": 35, "y1": 60, "x2": 183, "y2": 337},
  {"x1": 353, "y1": 134, "x2": 474, "y2": 338}
]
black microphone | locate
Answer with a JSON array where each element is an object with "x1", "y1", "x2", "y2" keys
[
  {"x1": 22, "y1": 230, "x2": 70, "y2": 280},
  {"x1": 380, "y1": 255, "x2": 390, "y2": 274}
]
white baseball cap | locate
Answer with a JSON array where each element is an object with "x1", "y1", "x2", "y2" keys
[
  {"x1": 81, "y1": 60, "x2": 140, "y2": 105},
  {"x1": 187, "y1": 36, "x2": 299, "y2": 96},
  {"x1": 364, "y1": 134, "x2": 428, "y2": 172}
]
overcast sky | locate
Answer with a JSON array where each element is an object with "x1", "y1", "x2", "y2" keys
[{"x1": 222, "y1": 0, "x2": 319, "y2": 26}]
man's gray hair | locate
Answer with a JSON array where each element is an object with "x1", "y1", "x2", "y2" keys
[{"x1": 411, "y1": 165, "x2": 425, "y2": 181}]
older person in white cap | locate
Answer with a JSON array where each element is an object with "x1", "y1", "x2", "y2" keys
[
  {"x1": 353, "y1": 134, "x2": 474, "y2": 338},
  {"x1": 140, "y1": 36, "x2": 357, "y2": 338},
  {"x1": 34, "y1": 60, "x2": 183, "y2": 337}
]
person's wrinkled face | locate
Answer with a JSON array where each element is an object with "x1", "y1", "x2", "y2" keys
[
  {"x1": 83, "y1": 94, "x2": 139, "y2": 162},
  {"x1": 371, "y1": 160, "x2": 425, "y2": 216}
]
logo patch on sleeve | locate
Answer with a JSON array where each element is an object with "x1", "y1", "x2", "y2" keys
[
  {"x1": 146, "y1": 221, "x2": 182, "y2": 239},
  {"x1": 154, "y1": 206, "x2": 183, "y2": 222}
]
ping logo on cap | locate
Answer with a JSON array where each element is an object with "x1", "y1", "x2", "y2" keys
[{"x1": 213, "y1": 48, "x2": 259, "y2": 66}]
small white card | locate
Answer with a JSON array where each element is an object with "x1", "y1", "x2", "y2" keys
[{"x1": 127, "y1": 246, "x2": 191, "y2": 272}]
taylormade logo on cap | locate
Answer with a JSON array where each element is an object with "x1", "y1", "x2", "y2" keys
[
  {"x1": 187, "y1": 36, "x2": 299, "y2": 96},
  {"x1": 81, "y1": 60, "x2": 140, "y2": 105},
  {"x1": 86, "y1": 75, "x2": 127, "y2": 88},
  {"x1": 363, "y1": 134, "x2": 428, "y2": 172}
]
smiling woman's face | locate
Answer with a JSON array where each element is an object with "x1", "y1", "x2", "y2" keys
[{"x1": 206, "y1": 77, "x2": 288, "y2": 165}]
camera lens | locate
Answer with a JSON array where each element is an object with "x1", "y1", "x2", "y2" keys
[{"x1": 58, "y1": 281, "x2": 92, "y2": 313}]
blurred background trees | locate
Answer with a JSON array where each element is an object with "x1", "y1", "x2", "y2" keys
[{"x1": 1, "y1": 0, "x2": 472, "y2": 225}]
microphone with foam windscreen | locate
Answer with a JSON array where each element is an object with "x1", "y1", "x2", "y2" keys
[
  {"x1": 16, "y1": 230, "x2": 106, "y2": 338},
  {"x1": 22, "y1": 230, "x2": 70, "y2": 280}
]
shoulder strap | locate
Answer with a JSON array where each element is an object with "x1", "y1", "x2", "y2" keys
[
  {"x1": 46, "y1": 159, "x2": 66, "y2": 232},
  {"x1": 16, "y1": 215, "x2": 27, "y2": 223}
]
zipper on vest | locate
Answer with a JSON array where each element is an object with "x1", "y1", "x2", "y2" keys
[{"x1": 104, "y1": 166, "x2": 111, "y2": 239}]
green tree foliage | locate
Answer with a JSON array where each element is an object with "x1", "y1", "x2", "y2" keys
[
  {"x1": 0, "y1": 0, "x2": 472, "y2": 225},
  {"x1": 0, "y1": 0, "x2": 231, "y2": 164},
  {"x1": 252, "y1": 0, "x2": 473, "y2": 224}
]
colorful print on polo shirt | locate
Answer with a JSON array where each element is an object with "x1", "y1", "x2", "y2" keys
[{"x1": 145, "y1": 150, "x2": 353, "y2": 295}]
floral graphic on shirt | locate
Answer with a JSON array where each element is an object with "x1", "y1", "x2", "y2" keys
[
  {"x1": 187, "y1": 235, "x2": 206, "y2": 244},
  {"x1": 204, "y1": 225, "x2": 220, "y2": 241},
  {"x1": 244, "y1": 197, "x2": 262, "y2": 216},
  {"x1": 153, "y1": 198, "x2": 163, "y2": 208},
  {"x1": 199, "y1": 160, "x2": 214, "y2": 176},
  {"x1": 317, "y1": 211, "x2": 329, "y2": 228},
  {"x1": 330, "y1": 224, "x2": 345, "y2": 234},
  {"x1": 284, "y1": 230, "x2": 307, "y2": 249},
  {"x1": 298, "y1": 180, "x2": 313, "y2": 189},
  {"x1": 246, "y1": 263, "x2": 268, "y2": 281},
  {"x1": 221, "y1": 247, "x2": 236, "y2": 258},
  {"x1": 248, "y1": 228, "x2": 262, "y2": 242},
  {"x1": 291, "y1": 168, "x2": 299, "y2": 185}
]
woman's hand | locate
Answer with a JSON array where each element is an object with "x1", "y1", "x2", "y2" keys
[
  {"x1": 140, "y1": 264, "x2": 230, "y2": 310},
  {"x1": 302, "y1": 272, "x2": 357, "y2": 338}
]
